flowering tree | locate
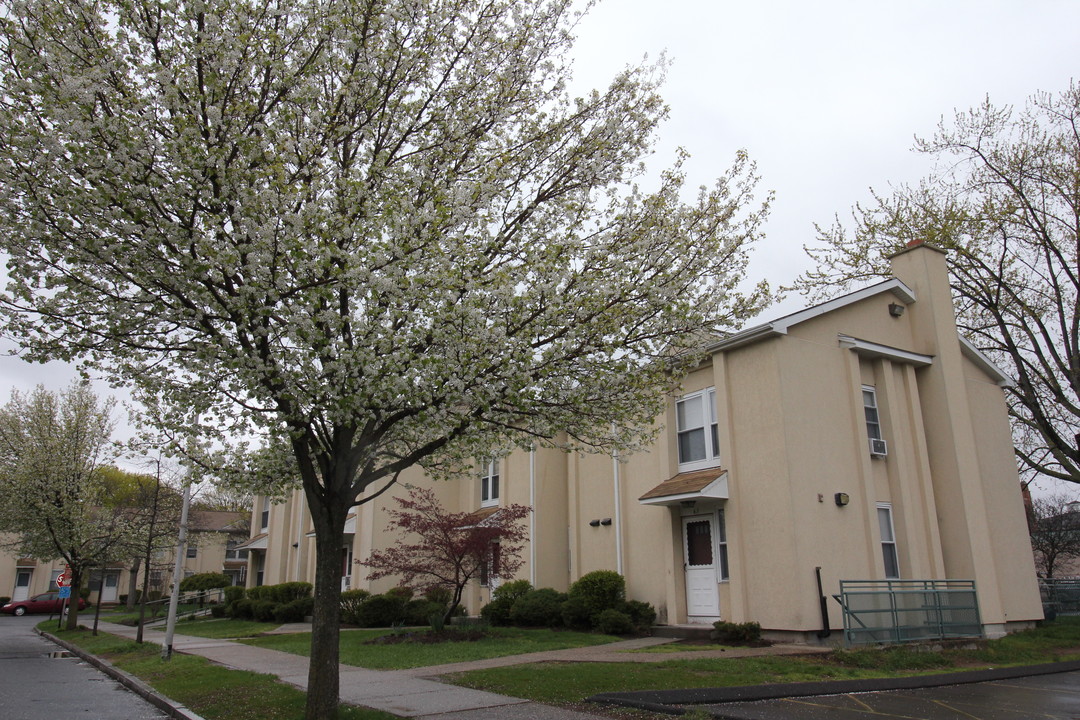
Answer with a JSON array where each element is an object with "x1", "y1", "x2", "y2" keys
[
  {"x1": 363, "y1": 487, "x2": 529, "y2": 622},
  {"x1": 0, "y1": 383, "x2": 125, "y2": 629},
  {"x1": 0, "y1": 2, "x2": 769, "y2": 716},
  {"x1": 793, "y1": 85, "x2": 1080, "y2": 488}
]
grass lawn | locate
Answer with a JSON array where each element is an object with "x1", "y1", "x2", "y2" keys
[
  {"x1": 171, "y1": 618, "x2": 282, "y2": 638},
  {"x1": 242, "y1": 626, "x2": 622, "y2": 669},
  {"x1": 447, "y1": 616, "x2": 1080, "y2": 704},
  {"x1": 44, "y1": 626, "x2": 395, "y2": 720}
]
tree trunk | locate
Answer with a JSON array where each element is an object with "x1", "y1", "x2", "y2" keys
[
  {"x1": 306, "y1": 500, "x2": 349, "y2": 720},
  {"x1": 65, "y1": 567, "x2": 81, "y2": 630},
  {"x1": 127, "y1": 559, "x2": 140, "y2": 610}
]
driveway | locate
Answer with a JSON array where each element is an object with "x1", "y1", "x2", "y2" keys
[{"x1": 687, "y1": 668, "x2": 1080, "y2": 719}]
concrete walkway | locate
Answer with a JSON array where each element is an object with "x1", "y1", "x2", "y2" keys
[{"x1": 89, "y1": 620, "x2": 617, "y2": 719}]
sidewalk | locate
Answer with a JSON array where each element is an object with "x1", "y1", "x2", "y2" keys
[{"x1": 88, "y1": 620, "x2": 614, "y2": 719}]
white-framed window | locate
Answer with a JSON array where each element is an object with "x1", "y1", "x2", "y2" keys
[
  {"x1": 676, "y1": 388, "x2": 720, "y2": 471},
  {"x1": 878, "y1": 503, "x2": 900, "y2": 579},
  {"x1": 716, "y1": 509, "x2": 730, "y2": 582},
  {"x1": 260, "y1": 496, "x2": 270, "y2": 531},
  {"x1": 863, "y1": 385, "x2": 882, "y2": 440},
  {"x1": 186, "y1": 545, "x2": 197, "y2": 559},
  {"x1": 480, "y1": 458, "x2": 500, "y2": 507}
]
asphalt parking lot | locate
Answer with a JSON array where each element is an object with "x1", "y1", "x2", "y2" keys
[{"x1": 695, "y1": 669, "x2": 1080, "y2": 719}]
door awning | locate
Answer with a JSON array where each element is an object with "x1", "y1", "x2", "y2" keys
[
  {"x1": 639, "y1": 468, "x2": 728, "y2": 506},
  {"x1": 234, "y1": 533, "x2": 268, "y2": 551}
]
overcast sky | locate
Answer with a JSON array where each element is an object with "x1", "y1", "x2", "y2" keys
[{"x1": 1, "y1": 0, "x2": 1078, "y2": 488}]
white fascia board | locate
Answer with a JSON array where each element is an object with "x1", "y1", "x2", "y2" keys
[
  {"x1": 958, "y1": 336, "x2": 1015, "y2": 387},
  {"x1": 838, "y1": 335, "x2": 934, "y2": 367},
  {"x1": 707, "y1": 279, "x2": 917, "y2": 354}
]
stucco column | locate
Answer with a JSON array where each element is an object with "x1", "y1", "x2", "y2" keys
[{"x1": 888, "y1": 242, "x2": 1005, "y2": 623}]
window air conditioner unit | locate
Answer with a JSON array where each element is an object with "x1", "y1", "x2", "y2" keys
[{"x1": 869, "y1": 438, "x2": 888, "y2": 457}]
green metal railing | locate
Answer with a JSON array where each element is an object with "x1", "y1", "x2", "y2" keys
[
  {"x1": 833, "y1": 579, "x2": 982, "y2": 646},
  {"x1": 1039, "y1": 578, "x2": 1080, "y2": 615}
]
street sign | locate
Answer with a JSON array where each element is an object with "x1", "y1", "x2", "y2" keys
[
  {"x1": 55, "y1": 573, "x2": 68, "y2": 588},
  {"x1": 58, "y1": 586, "x2": 71, "y2": 599}
]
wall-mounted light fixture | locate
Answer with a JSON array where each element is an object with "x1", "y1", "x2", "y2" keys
[
  {"x1": 589, "y1": 519, "x2": 601, "y2": 527},
  {"x1": 888, "y1": 302, "x2": 905, "y2": 318},
  {"x1": 292, "y1": 542, "x2": 299, "y2": 548},
  {"x1": 834, "y1": 492, "x2": 850, "y2": 507},
  {"x1": 600, "y1": 518, "x2": 612, "y2": 526}
]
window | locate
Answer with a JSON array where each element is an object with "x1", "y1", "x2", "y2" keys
[
  {"x1": 186, "y1": 545, "x2": 197, "y2": 559},
  {"x1": 676, "y1": 388, "x2": 720, "y2": 470},
  {"x1": 260, "y1": 497, "x2": 270, "y2": 531},
  {"x1": 716, "y1": 510, "x2": 730, "y2": 581},
  {"x1": 878, "y1": 504, "x2": 900, "y2": 579},
  {"x1": 225, "y1": 539, "x2": 244, "y2": 560},
  {"x1": 863, "y1": 385, "x2": 889, "y2": 456},
  {"x1": 863, "y1": 385, "x2": 882, "y2": 440},
  {"x1": 480, "y1": 458, "x2": 500, "y2": 507}
]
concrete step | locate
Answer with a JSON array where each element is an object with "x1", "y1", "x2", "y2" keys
[{"x1": 651, "y1": 624, "x2": 714, "y2": 641}]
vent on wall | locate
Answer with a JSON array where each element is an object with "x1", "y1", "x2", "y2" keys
[{"x1": 869, "y1": 438, "x2": 888, "y2": 457}]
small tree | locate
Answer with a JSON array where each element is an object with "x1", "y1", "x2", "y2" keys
[
  {"x1": 1029, "y1": 493, "x2": 1080, "y2": 579},
  {"x1": 0, "y1": 382, "x2": 124, "y2": 629},
  {"x1": 363, "y1": 487, "x2": 529, "y2": 623}
]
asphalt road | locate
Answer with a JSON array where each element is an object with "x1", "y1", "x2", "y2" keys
[
  {"x1": 698, "y1": 669, "x2": 1080, "y2": 719},
  {"x1": 0, "y1": 614, "x2": 169, "y2": 720}
]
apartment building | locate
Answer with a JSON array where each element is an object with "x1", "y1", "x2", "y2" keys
[{"x1": 240, "y1": 240, "x2": 1043, "y2": 639}]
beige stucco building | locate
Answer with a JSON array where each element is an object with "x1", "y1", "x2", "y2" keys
[
  {"x1": 0, "y1": 509, "x2": 248, "y2": 604},
  {"x1": 240, "y1": 241, "x2": 1043, "y2": 640}
]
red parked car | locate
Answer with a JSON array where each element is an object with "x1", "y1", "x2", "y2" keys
[{"x1": 1, "y1": 592, "x2": 86, "y2": 616}]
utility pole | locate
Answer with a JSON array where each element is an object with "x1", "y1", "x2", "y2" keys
[{"x1": 161, "y1": 478, "x2": 191, "y2": 661}]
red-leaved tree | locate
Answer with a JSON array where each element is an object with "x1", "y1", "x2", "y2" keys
[{"x1": 363, "y1": 487, "x2": 530, "y2": 622}]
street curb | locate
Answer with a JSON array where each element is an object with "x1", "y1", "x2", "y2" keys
[
  {"x1": 37, "y1": 627, "x2": 209, "y2": 720},
  {"x1": 587, "y1": 659, "x2": 1080, "y2": 715}
]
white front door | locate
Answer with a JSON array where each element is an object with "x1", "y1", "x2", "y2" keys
[
  {"x1": 12, "y1": 570, "x2": 31, "y2": 602},
  {"x1": 683, "y1": 515, "x2": 720, "y2": 621},
  {"x1": 101, "y1": 571, "x2": 120, "y2": 603}
]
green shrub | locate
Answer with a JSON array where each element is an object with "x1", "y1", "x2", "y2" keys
[
  {"x1": 596, "y1": 608, "x2": 634, "y2": 635},
  {"x1": 229, "y1": 597, "x2": 254, "y2": 620},
  {"x1": 622, "y1": 599, "x2": 657, "y2": 630},
  {"x1": 340, "y1": 589, "x2": 371, "y2": 625},
  {"x1": 567, "y1": 570, "x2": 625, "y2": 625},
  {"x1": 252, "y1": 600, "x2": 278, "y2": 623},
  {"x1": 493, "y1": 579, "x2": 532, "y2": 602},
  {"x1": 271, "y1": 582, "x2": 313, "y2": 604},
  {"x1": 509, "y1": 588, "x2": 566, "y2": 627},
  {"x1": 179, "y1": 572, "x2": 231, "y2": 592},
  {"x1": 481, "y1": 579, "x2": 532, "y2": 625},
  {"x1": 355, "y1": 593, "x2": 407, "y2": 628},
  {"x1": 223, "y1": 586, "x2": 245, "y2": 604},
  {"x1": 274, "y1": 597, "x2": 314, "y2": 623},
  {"x1": 210, "y1": 604, "x2": 227, "y2": 618},
  {"x1": 423, "y1": 586, "x2": 452, "y2": 606},
  {"x1": 405, "y1": 599, "x2": 446, "y2": 626},
  {"x1": 711, "y1": 620, "x2": 762, "y2": 645},
  {"x1": 246, "y1": 586, "x2": 271, "y2": 601},
  {"x1": 560, "y1": 595, "x2": 593, "y2": 630},
  {"x1": 385, "y1": 586, "x2": 414, "y2": 602}
]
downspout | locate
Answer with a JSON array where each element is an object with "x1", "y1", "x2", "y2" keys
[
  {"x1": 529, "y1": 445, "x2": 536, "y2": 586},
  {"x1": 613, "y1": 449, "x2": 623, "y2": 576},
  {"x1": 293, "y1": 490, "x2": 304, "y2": 582},
  {"x1": 815, "y1": 566, "x2": 832, "y2": 639}
]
